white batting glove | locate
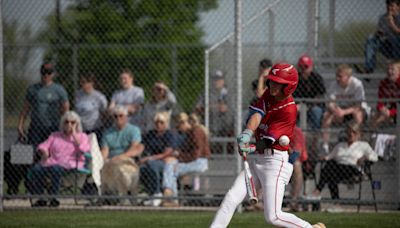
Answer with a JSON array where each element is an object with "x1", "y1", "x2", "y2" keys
[{"x1": 237, "y1": 129, "x2": 253, "y2": 155}]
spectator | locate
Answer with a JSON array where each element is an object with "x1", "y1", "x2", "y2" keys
[
  {"x1": 101, "y1": 105, "x2": 143, "y2": 162},
  {"x1": 30, "y1": 111, "x2": 90, "y2": 207},
  {"x1": 293, "y1": 54, "x2": 326, "y2": 131},
  {"x1": 370, "y1": 60, "x2": 400, "y2": 129},
  {"x1": 140, "y1": 112, "x2": 177, "y2": 207},
  {"x1": 321, "y1": 64, "x2": 367, "y2": 153},
  {"x1": 141, "y1": 81, "x2": 178, "y2": 133},
  {"x1": 109, "y1": 69, "x2": 144, "y2": 127},
  {"x1": 162, "y1": 113, "x2": 211, "y2": 207},
  {"x1": 253, "y1": 58, "x2": 273, "y2": 98},
  {"x1": 74, "y1": 73, "x2": 108, "y2": 140},
  {"x1": 194, "y1": 70, "x2": 233, "y2": 138},
  {"x1": 359, "y1": 0, "x2": 400, "y2": 73},
  {"x1": 288, "y1": 126, "x2": 309, "y2": 212},
  {"x1": 18, "y1": 62, "x2": 70, "y2": 148},
  {"x1": 305, "y1": 121, "x2": 378, "y2": 212}
]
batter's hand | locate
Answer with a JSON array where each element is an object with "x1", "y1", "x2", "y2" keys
[{"x1": 237, "y1": 129, "x2": 253, "y2": 155}]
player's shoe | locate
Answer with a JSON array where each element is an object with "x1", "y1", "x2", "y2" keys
[{"x1": 312, "y1": 222, "x2": 326, "y2": 228}]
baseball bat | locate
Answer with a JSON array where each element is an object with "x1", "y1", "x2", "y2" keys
[{"x1": 242, "y1": 145, "x2": 258, "y2": 204}]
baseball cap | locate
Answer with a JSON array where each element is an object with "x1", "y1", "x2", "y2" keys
[
  {"x1": 298, "y1": 54, "x2": 313, "y2": 68},
  {"x1": 212, "y1": 70, "x2": 224, "y2": 79},
  {"x1": 40, "y1": 62, "x2": 55, "y2": 75}
]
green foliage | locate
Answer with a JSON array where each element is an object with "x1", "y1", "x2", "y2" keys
[
  {"x1": 3, "y1": 20, "x2": 32, "y2": 114},
  {"x1": 320, "y1": 21, "x2": 375, "y2": 57},
  {"x1": 39, "y1": 0, "x2": 217, "y2": 111}
]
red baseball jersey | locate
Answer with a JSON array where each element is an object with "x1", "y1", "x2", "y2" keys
[{"x1": 249, "y1": 89, "x2": 297, "y2": 151}]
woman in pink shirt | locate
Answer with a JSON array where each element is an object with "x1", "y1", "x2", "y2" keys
[{"x1": 31, "y1": 111, "x2": 90, "y2": 207}]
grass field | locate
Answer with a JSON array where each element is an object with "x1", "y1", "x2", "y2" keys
[{"x1": 0, "y1": 210, "x2": 399, "y2": 227}]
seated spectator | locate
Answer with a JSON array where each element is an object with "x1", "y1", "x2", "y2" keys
[
  {"x1": 294, "y1": 54, "x2": 326, "y2": 131},
  {"x1": 74, "y1": 73, "x2": 108, "y2": 140},
  {"x1": 99, "y1": 106, "x2": 143, "y2": 205},
  {"x1": 140, "y1": 112, "x2": 177, "y2": 207},
  {"x1": 161, "y1": 113, "x2": 211, "y2": 207},
  {"x1": 321, "y1": 64, "x2": 367, "y2": 153},
  {"x1": 141, "y1": 81, "x2": 178, "y2": 133},
  {"x1": 30, "y1": 111, "x2": 90, "y2": 207},
  {"x1": 288, "y1": 126, "x2": 308, "y2": 212},
  {"x1": 305, "y1": 122, "x2": 378, "y2": 212},
  {"x1": 109, "y1": 69, "x2": 144, "y2": 127},
  {"x1": 370, "y1": 60, "x2": 400, "y2": 129},
  {"x1": 359, "y1": 0, "x2": 400, "y2": 73},
  {"x1": 101, "y1": 105, "x2": 143, "y2": 162}
]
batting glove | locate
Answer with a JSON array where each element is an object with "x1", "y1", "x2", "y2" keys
[{"x1": 237, "y1": 129, "x2": 253, "y2": 155}]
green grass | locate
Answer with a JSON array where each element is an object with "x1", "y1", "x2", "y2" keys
[{"x1": 0, "y1": 210, "x2": 399, "y2": 227}]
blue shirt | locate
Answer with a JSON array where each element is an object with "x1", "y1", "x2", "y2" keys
[
  {"x1": 143, "y1": 130, "x2": 177, "y2": 156},
  {"x1": 101, "y1": 123, "x2": 142, "y2": 158},
  {"x1": 26, "y1": 82, "x2": 69, "y2": 128}
]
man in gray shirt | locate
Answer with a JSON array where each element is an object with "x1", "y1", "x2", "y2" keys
[{"x1": 109, "y1": 69, "x2": 145, "y2": 127}]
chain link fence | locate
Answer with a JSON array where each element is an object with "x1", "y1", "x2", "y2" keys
[{"x1": 2, "y1": 0, "x2": 400, "y2": 212}]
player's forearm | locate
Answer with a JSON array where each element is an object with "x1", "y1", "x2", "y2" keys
[{"x1": 245, "y1": 113, "x2": 262, "y2": 132}]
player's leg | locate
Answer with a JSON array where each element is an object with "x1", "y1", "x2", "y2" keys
[{"x1": 257, "y1": 153, "x2": 313, "y2": 228}]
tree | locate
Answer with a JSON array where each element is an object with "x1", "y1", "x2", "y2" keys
[
  {"x1": 39, "y1": 0, "x2": 218, "y2": 111},
  {"x1": 4, "y1": 20, "x2": 33, "y2": 115}
]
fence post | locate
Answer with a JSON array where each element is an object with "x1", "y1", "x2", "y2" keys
[
  {"x1": 0, "y1": 0, "x2": 4, "y2": 212},
  {"x1": 234, "y1": 0, "x2": 243, "y2": 213},
  {"x1": 397, "y1": 104, "x2": 400, "y2": 208}
]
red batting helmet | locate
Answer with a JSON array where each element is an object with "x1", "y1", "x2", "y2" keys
[
  {"x1": 267, "y1": 63, "x2": 298, "y2": 96},
  {"x1": 297, "y1": 54, "x2": 313, "y2": 69}
]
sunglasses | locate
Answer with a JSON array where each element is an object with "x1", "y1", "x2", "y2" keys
[
  {"x1": 65, "y1": 120, "x2": 76, "y2": 125},
  {"x1": 114, "y1": 114, "x2": 125, "y2": 119}
]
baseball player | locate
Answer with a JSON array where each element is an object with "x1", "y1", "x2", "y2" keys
[{"x1": 210, "y1": 63, "x2": 325, "y2": 228}]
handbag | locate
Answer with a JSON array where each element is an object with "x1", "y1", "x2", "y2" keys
[{"x1": 10, "y1": 139, "x2": 34, "y2": 165}]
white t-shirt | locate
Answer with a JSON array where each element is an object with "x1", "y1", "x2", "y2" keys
[
  {"x1": 326, "y1": 76, "x2": 369, "y2": 113},
  {"x1": 326, "y1": 141, "x2": 378, "y2": 167},
  {"x1": 111, "y1": 86, "x2": 145, "y2": 125},
  {"x1": 75, "y1": 89, "x2": 108, "y2": 131}
]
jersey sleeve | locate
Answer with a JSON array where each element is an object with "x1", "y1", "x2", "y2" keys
[{"x1": 248, "y1": 91, "x2": 268, "y2": 118}]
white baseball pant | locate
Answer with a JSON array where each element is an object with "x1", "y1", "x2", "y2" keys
[{"x1": 210, "y1": 150, "x2": 313, "y2": 228}]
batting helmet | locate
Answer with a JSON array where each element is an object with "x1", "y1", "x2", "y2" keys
[
  {"x1": 297, "y1": 54, "x2": 313, "y2": 69},
  {"x1": 266, "y1": 63, "x2": 298, "y2": 96}
]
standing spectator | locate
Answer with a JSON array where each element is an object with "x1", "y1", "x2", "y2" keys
[
  {"x1": 101, "y1": 106, "x2": 143, "y2": 161},
  {"x1": 360, "y1": 0, "x2": 400, "y2": 73},
  {"x1": 162, "y1": 113, "x2": 210, "y2": 207},
  {"x1": 140, "y1": 112, "x2": 177, "y2": 207},
  {"x1": 305, "y1": 122, "x2": 378, "y2": 212},
  {"x1": 109, "y1": 69, "x2": 144, "y2": 127},
  {"x1": 18, "y1": 62, "x2": 70, "y2": 148},
  {"x1": 194, "y1": 70, "x2": 233, "y2": 138},
  {"x1": 253, "y1": 58, "x2": 273, "y2": 98},
  {"x1": 321, "y1": 64, "x2": 367, "y2": 153},
  {"x1": 141, "y1": 81, "x2": 178, "y2": 133},
  {"x1": 370, "y1": 60, "x2": 400, "y2": 128},
  {"x1": 30, "y1": 111, "x2": 90, "y2": 207},
  {"x1": 74, "y1": 73, "x2": 108, "y2": 140},
  {"x1": 293, "y1": 54, "x2": 326, "y2": 131}
]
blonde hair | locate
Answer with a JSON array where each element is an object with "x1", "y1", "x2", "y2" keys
[
  {"x1": 336, "y1": 64, "x2": 352, "y2": 76},
  {"x1": 189, "y1": 113, "x2": 209, "y2": 136},
  {"x1": 346, "y1": 121, "x2": 361, "y2": 134},
  {"x1": 177, "y1": 112, "x2": 189, "y2": 123},
  {"x1": 154, "y1": 111, "x2": 170, "y2": 126},
  {"x1": 59, "y1": 111, "x2": 83, "y2": 132}
]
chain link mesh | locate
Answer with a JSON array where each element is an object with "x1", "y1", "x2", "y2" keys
[{"x1": 2, "y1": 0, "x2": 400, "y2": 212}]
